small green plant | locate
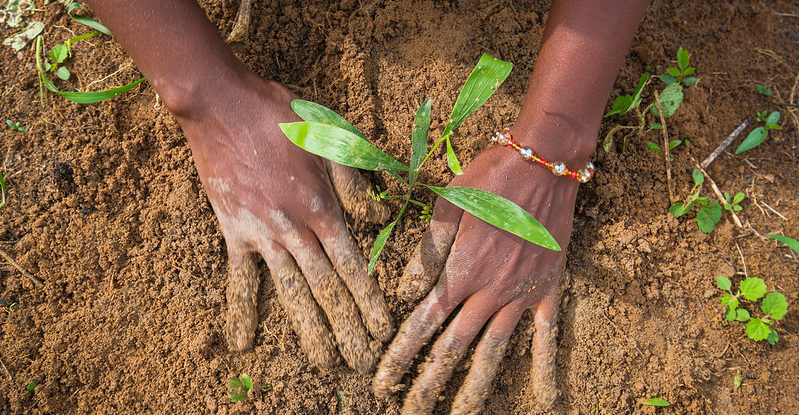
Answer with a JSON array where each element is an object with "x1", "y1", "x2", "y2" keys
[
  {"x1": 643, "y1": 397, "x2": 670, "y2": 407},
  {"x1": 645, "y1": 139, "x2": 681, "y2": 160},
  {"x1": 280, "y1": 54, "x2": 560, "y2": 273},
  {"x1": 26, "y1": 381, "x2": 37, "y2": 393},
  {"x1": 733, "y1": 370, "x2": 742, "y2": 389},
  {"x1": 767, "y1": 234, "x2": 799, "y2": 254},
  {"x1": 228, "y1": 373, "x2": 253, "y2": 402},
  {"x1": 735, "y1": 111, "x2": 781, "y2": 154},
  {"x1": 755, "y1": 84, "x2": 772, "y2": 96},
  {"x1": 336, "y1": 389, "x2": 347, "y2": 412},
  {"x1": 669, "y1": 169, "x2": 722, "y2": 233},
  {"x1": 716, "y1": 276, "x2": 788, "y2": 344},
  {"x1": 6, "y1": 119, "x2": 25, "y2": 132},
  {"x1": 0, "y1": 170, "x2": 7, "y2": 209},
  {"x1": 723, "y1": 191, "x2": 745, "y2": 212},
  {"x1": 658, "y1": 47, "x2": 698, "y2": 86}
]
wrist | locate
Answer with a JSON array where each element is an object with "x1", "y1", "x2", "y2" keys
[{"x1": 507, "y1": 115, "x2": 599, "y2": 169}]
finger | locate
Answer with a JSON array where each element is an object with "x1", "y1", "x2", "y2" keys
[
  {"x1": 225, "y1": 245, "x2": 260, "y2": 351},
  {"x1": 398, "y1": 198, "x2": 462, "y2": 302},
  {"x1": 531, "y1": 295, "x2": 559, "y2": 410},
  {"x1": 451, "y1": 299, "x2": 525, "y2": 415},
  {"x1": 401, "y1": 294, "x2": 497, "y2": 415},
  {"x1": 325, "y1": 160, "x2": 391, "y2": 224},
  {"x1": 373, "y1": 278, "x2": 466, "y2": 398},
  {"x1": 261, "y1": 241, "x2": 340, "y2": 369},
  {"x1": 316, "y1": 221, "x2": 393, "y2": 342},
  {"x1": 286, "y1": 232, "x2": 381, "y2": 373}
]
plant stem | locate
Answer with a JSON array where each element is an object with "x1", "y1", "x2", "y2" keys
[{"x1": 406, "y1": 199, "x2": 429, "y2": 209}]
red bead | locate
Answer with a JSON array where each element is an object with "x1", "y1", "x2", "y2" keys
[
  {"x1": 538, "y1": 158, "x2": 546, "y2": 166},
  {"x1": 570, "y1": 171, "x2": 577, "y2": 179}
]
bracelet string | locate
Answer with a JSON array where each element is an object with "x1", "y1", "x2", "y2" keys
[{"x1": 490, "y1": 128, "x2": 595, "y2": 183}]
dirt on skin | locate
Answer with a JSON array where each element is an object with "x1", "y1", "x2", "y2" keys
[{"x1": 1, "y1": 0, "x2": 798, "y2": 414}]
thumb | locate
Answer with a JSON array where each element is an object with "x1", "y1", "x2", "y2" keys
[{"x1": 325, "y1": 160, "x2": 391, "y2": 224}]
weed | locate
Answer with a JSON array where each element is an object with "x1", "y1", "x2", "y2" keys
[
  {"x1": 6, "y1": 119, "x2": 25, "y2": 132},
  {"x1": 658, "y1": 47, "x2": 698, "y2": 86},
  {"x1": 734, "y1": 370, "x2": 742, "y2": 389},
  {"x1": 26, "y1": 381, "x2": 37, "y2": 393},
  {"x1": 717, "y1": 276, "x2": 788, "y2": 344},
  {"x1": 280, "y1": 54, "x2": 560, "y2": 273},
  {"x1": 723, "y1": 192, "x2": 745, "y2": 212},
  {"x1": 643, "y1": 397, "x2": 670, "y2": 407},
  {"x1": 669, "y1": 169, "x2": 722, "y2": 233},
  {"x1": 735, "y1": 111, "x2": 781, "y2": 154},
  {"x1": 645, "y1": 139, "x2": 681, "y2": 160},
  {"x1": 767, "y1": 234, "x2": 799, "y2": 254},
  {"x1": 336, "y1": 389, "x2": 346, "y2": 412},
  {"x1": 0, "y1": 170, "x2": 7, "y2": 209},
  {"x1": 755, "y1": 84, "x2": 772, "y2": 96},
  {"x1": 228, "y1": 373, "x2": 253, "y2": 402}
]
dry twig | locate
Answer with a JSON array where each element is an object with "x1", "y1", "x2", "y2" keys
[
  {"x1": 653, "y1": 90, "x2": 675, "y2": 204},
  {"x1": 700, "y1": 118, "x2": 751, "y2": 169},
  {"x1": 0, "y1": 248, "x2": 43, "y2": 287}
]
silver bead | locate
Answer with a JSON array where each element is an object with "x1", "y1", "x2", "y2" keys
[
  {"x1": 497, "y1": 133, "x2": 509, "y2": 145},
  {"x1": 519, "y1": 147, "x2": 533, "y2": 159},
  {"x1": 553, "y1": 162, "x2": 566, "y2": 175},
  {"x1": 586, "y1": 162, "x2": 595, "y2": 170},
  {"x1": 490, "y1": 133, "x2": 498, "y2": 144},
  {"x1": 577, "y1": 169, "x2": 591, "y2": 183}
]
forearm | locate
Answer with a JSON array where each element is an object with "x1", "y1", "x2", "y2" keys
[
  {"x1": 83, "y1": 0, "x2": 249, "y2": 116},
  {"x1": 515, "y1": 0, "x2": 649, "y2": 164}
]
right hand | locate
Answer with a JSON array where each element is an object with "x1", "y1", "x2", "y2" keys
[{"x1": 173, "y1": 71, "x2": 394, "y2": 372}]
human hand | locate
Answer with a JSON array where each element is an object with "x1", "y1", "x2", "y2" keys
[
  {"x1": 175, "y1": 73, "x2": 393, "y2": 372},
  {"x1": 373, "y1": 143, "x2": 581, "y2": 412}
]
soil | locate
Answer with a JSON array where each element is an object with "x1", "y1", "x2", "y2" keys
[{"x1": 1, "y1": 0, "x2": 798, "y2": 414}]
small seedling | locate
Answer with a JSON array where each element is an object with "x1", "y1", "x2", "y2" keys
[
  {"x1": 2, "y1": 302, "x2": 16, "y2": 313},
  {"x1": 767, "y1": 234, "x2": 799, "y2": 254},
  {"x1": 0, "y1": 170, "x2": 7, "y2": 209},
  {"x1": 643, "y1": 397, "x2": 670, "y2": 407},
  {"x1": 6, "y1": 119, "x2": 25, "y2": 132},
  {"x1": 735, "y1": 111, "x2": 781, "y2": 154},
  {"x1": 336, "y1": 389, "x2": 347, "y2": 412},
  {"x1": 755, "y1": 84, "x2": 772, "y2": 96},
  {"x1": 658, "y1": 47, "x2": 698, "y2": 86},
  {"x1": 26, "y1": 381, "x2": 37, "y2": 393},
  {"x1": 716, "y1": 276, "x2": 788, "y2": 344},
  {"x1": 645, "y1": 139, "x2": 681, "y2": 160},
  {"x1": 280, "y1": 54, "x2": 560, "y2": 273},
  {"x1": 228, "y1": 373, "x2": 253, "y2": 402},
  {"x1": 723, "y1": 192, "x2": 744, "y2": 212},
  {"x1": 669, "y1": 169, "x2": 722, "y2": 233},
  {"x1": 733, "y1": 370, "x2": 742, "y2": 389}
]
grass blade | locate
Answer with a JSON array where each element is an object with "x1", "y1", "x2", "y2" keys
[
  {"x1": 290, "y1": 99, "x2": 366, "y2": 140},
  {"x1": 280, "y1": 121, "x2": 409, "y2": 173},
  {"x1": 0, "y1": 171, "x2": 6, "y2": 209},
  {"x1": 442, "y1": 54, "x2": 512, "y2": 137},
  {"x1": 767, "y1": 234, "x2": 799, "y2": 254},
  {"x1": 424, "y1": 185, "x2": 559, "y2": 251},
  {"x1": 43, "y1": 76, "x2": 146, "y2": 104},
  {"x1": 368, "y1": 220, "x2": 397, "y2": 274},
  {"x1": 410, "y1": 98, "x2": 432, "y2": 184},
  {"x1": 67, "y1": 2, "x2": 111, "y2": 35}
]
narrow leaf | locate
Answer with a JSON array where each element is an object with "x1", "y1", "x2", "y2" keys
[
  {"x1": 280, "y1": 122, "x2": 409, "y2": 173},
  {"x1": 739, "y1": 277, "x2": 767, "y2": 301},
  {"x1": 368, "y1": 220, "x2": 397, "y2": 274},
  {"x1": 761, "y1": 292, "x2": 787, "y2": 320},
  {"x1": 42, "y1": 74, "x2": 146, "y2": 104},
  {"x1": 767, "y1": 234, "x2": 799, "y2": 254},
  {"x1": 755, "y1": 84, "x2": 771, "y2": 96},
  {"x1": 630, "y1": 72, "x2": 650, "y2": 109},
  {"x1": 668, "y1": 139, "x2": 682, "y2": 150},
  {"x1": 424, "y1": 185, "x2": 560, "y2": 251},
  {"x1": 446, "y1": 138, "x2": 463, "y2": 175},
  {"x1": 290, "y1": 99, "x2": 366, "y2": 140},
  {"x1": 645, "y1": 141, "x2": 661, "y2": 153},
  {"x1": 410, "y1": 98, "x2": 432, "y2": 183},
  {"x1": 67, "y1": 2, "x2": 111, "y2": 35},
  {"x1": 443, "y1": 54, "x2": 512, "y2": 137},
  {"x1": 644, "y1": 397, "x2": 670, "y2": 407},
  {"x1": 717, "y1": 276, "x2": 731, "y2": 291}
]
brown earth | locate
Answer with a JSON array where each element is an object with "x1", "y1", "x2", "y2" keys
[{"x1": 1, "y1": 0, "x2": 798, "y2": 414}]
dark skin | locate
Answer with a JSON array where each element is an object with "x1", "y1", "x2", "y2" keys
[{"x1": 85, "y1": 0, "x2": 647, "y2": 411}]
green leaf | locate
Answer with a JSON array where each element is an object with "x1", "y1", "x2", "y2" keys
[
  {"x1": 725, "y1": 308, "x2": 736, "y2": 322},
  {"x1": 717, "y1": 276, "x2": 731, "y2": 291},
  {"x1": 56, "y1": 66, "x2": 70, "y2": 80},
  {"x1": 746, "y1": 318, "x2": 771, "y2": 341},
  {"x1": 668, "y1": 139, "x2": 682, "y2": 150},
  {"x1": 446, "y1": 138, "x2": 463, "y2": 175},
  {"x1": 733, "y1": 192, "x2": 745, "y2": 204},
  {"x1": 669, "y1": 202, "x2": 687, "y2": 217},
  {"x1": 26, "y1": 381, "x2": 37, "y2": 393},
  {"x1": 733, "y1": 205, "x2": 742, "y2": 212},
  {"x1": 279, "y1": 122, "x2": 409, "y2": 173},
  {"x1": 696, "y1": 201, "x2": 721, "y2": 233},
  {"x1": 644, "y1": 397, "x2": 670, "y2": 407},
  {"x1": 67, "y1": 2, "x2": 111, "y2": 36},
  {"x1": 50, "y1": 44, "x2": 68, "y2": 63},
  {"x1": 735, "y1": 308, "x2": 750, "y2": 322},
  {"x1": 424, "y1": 185, "x2": 560, "y2": 251},
  {"x1": 682, "y1": 77, "x2": 698, "y2": 86},
  {"x1": 649, "y1": 122, "x2": 662, "y2": 130},
  {"x1": 765, "y1": 111, "x2": 780, "y2": 125},
  {"x1": 666, "y1": 67, "x2": 681, "y2": 77},
  {"x1": 765, "y1": 123, "x2": 781, "y2": 130},
  {"x1": 630, "y1": 73, "x2": 649, "y2": 107},
  {"x1": 0, "y1": 171, "x2": 6, "y2": 209},
  {"x1": 241, "y1": 373, "x2": 253, "y2": 390},
  {"x1": 734, "y1": 371, "x2": 742, "y2": 388},
  {"x1": 767, "y1": 328, "x2": 779, "y2": 345},
  {"x1": 677, "y1": 47, "x2": 690, "y2": 70},
  {"x1": 755, "y1": 84, "x2": 772, "y2": 96},
  {"x1": 651, "y1": 83, "x2": 684, "y2": 118},
  {"x1": 442, "y1": 54, "x2": 512, "y2": 137},
  {"x1": 728, "y1": 297, "x2": 739, "y2": 311},
  {"x1": 735, "y1": 127, "x2": 767, "y2": 154},
  {"x1": 410, "y1": 98, "x2": 432, "y2": 183},
  {"x1": 228, "y1": 377, "x2": 247, "y2": 402},
  {"x1": 604, "y1": 95, "x2": 633, "y2": 118},
  {"x1": 739, "y1": 277, "x2": 767, "y2": 301},
  {"x1": 290, "y1": 100, "x2": 366, "y2": 140},
  {"x1": 368, "y1": 220, "x2": 397, "y2": 274},
  {"x1": 692, "y1": 168, "x2": 704, "y2": 185},
  {"x1": 658, "y1": 74, "x2": 678, "y2": 84},
  {"x1": 767, "y1": 234, "x2": 799, "y2": 254},
  {"x1": 683, "y1": 67, "x2": 695, "y2": 76},
  {"x1": 646, "y1": 141, "x2": 661, "y2": 153},
  {"x1": 761, "y1": 292, "x2": 787, "y2": 320}
]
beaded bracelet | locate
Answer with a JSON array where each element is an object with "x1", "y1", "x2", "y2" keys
[{"x1": 490, "y1": 128, "x2": 595, "y2": 183}]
